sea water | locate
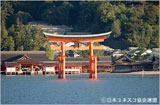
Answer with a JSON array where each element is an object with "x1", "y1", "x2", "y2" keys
[{"x1": 1, "y1": 74, "x2": 159, "y2": 104}]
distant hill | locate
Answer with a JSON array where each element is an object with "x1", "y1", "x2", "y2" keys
[{"x1": 1, "y1": 1, "x2": 159, "y2": 51}]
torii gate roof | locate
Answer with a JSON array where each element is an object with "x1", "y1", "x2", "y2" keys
[{"x1": 43, "y1": 31, "x2": 112, "y2": 42}]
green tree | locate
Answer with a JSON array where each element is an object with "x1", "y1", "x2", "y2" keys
[
  {"x1": 45, "y1": 42, "x2": 54, "y2": 60},
  {"x1": 78, "y1": 50, "x2": 90, "y2": 60},
  {"x1": 75, "y1": 1, "x2": 101, "y2": 33},
  {"x1": 128, "y1": 24, "x2": 153, "y2": 49},
  {"x1": 1, "y1": 2, "x2": 13, "y2": 20},
  {"x1": 6, "y1": 36, "x2": 15, "y2": 51},
  {"x1": 94, "y1": 50, "x2": 105, "y2": 56},
  {"x1": 32, "y1": 28, "x2": 47, "y2": 50},
  {"x1": 8, "y1": 24, "x2": 16, "y2": 38},
  {"x1": 112, "y1": 19, "x2": 121, "y2": 37},
  {"x1": 1, "y1": 23, "x2": 8, "y2": 51},
  {"x1": 42, "y1": 1, "x2": 73, "y2": 25},
  {"x1": 149, "y1": 25, "x2": 159, "y2": 48},
  {"x1": 15, "y1": 31, "x2": 22, "y2": 50},
  {"x1": 13, "y1": 21, "x2": 24, "y2": 51},
  {"x1": 22, "y1": 25, "x2": 33, "y2": 50},
  {"x1": 14, "y1": 11, "x2": 33, "y2": 25},
  {"x1": 98, "y1": 2, "x2": 116, "y2": 23},
  {"x1": 145, "y1": 24, "x2": 153, "y2": 48},
  {"x1": 1, "y1": 1, "x2": 159, "y2": 51},
  {"x1": 1, "y1": 1, "x2": 13, "y2": 51},
  {"x1": 144, "y1": 5, "x2": 158, "y2": 25},
  {"x1": 93, "y1": 42, "x2": 105, "y2": 56}
]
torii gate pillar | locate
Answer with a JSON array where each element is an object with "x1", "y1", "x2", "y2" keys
[
  {"x1": 89, "y1": 42, "x2": 97, "y2": 79},
  {"x1": 58, "y1": 42, "x2": 66, "y2": 79}
]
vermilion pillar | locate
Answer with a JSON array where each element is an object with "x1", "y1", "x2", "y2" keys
[
  {"x1": 89, "y1": 42, "x2": 97, "y2": 79},
  {"x1": 58, "y1": 42, "x2": 66, "y2": 79},
  {"x1": 132, "y1": 66, "x2": 135, "y2": 70},
  {"x1": 34, "y1": 65, "x2": 38, "y2": 68},
  {"x1": 61, "y1": 42, "x2": 65, "y2": 56},
  {"x1": 19, "y1": 64, "x2": 21, "y2": 70}
]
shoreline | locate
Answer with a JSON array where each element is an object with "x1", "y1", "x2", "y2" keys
[
  {"x1": 82, "y1": 71, "x2": 160, "y2": 75},
  {"x1": 108, "y1": 71, "x2": 160, "y2": 75},
  {"x1": 1, "y1": 71, "x2": 159, "y2": 76}
]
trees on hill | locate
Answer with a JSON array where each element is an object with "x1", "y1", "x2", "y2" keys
[
  {"x1": 1, "y1": 1, "x2": 159, "y2": 53},
  {"x1": 1, "y1": 1, "x2": 13, "y2": 51},
  {"x1": 41, "y1": 1, "x2": 73, "y2": 25},
  {"x1": 6, "y1": 23, "x2": 48, "y2": 51}
]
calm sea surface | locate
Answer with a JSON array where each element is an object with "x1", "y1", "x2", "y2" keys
[{"x1": 1, "y1": 74, "x2": 159, "y2": 104}]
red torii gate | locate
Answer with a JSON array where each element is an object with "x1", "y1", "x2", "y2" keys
[{"x1": 43, "y1": 31, "x2": 111, "y2": 79}]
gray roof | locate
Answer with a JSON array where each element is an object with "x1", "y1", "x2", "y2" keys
[
  {"x1": 1, "y1": 52, "x2": 113, "y2": 66},
  {"x1": 42, "y1": 61, "x2": 57, "y2": 66},
  {"x1": 1, "y1": 51, "x2": 49, "y2": 66},
  {"x1": 98, "y1": 56, "x2": 112, "y2": 62},
  {"x1": 66, "y1": 57, "x2": 83, "y2": 61},
  {"x1": 66, "y1": 61, "x2": 83, "y2": 66},
  {"x1": 5, "y1": 62, "x2": 18, "y2": 66},
  {"x1": 1, "y1": 51, "x2": 46, "y2": 54},
  {"x1": 115, "y1": 55, "x2": 133, "y2": 63}
]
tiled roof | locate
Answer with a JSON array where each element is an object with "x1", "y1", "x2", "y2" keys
[
  {"x1": 1, "y1": 51, "x2": 46, "y2": 54},
  {"x1": 152, "y1": 60, "x2": 159, "y2": 65},
  {"x1": 98, "y1": 56, "x2": 112, "y2": 62},
  {"x1": 5, "y1": 62, "x2": 18, "y2": 66},
  {"x1": 1, "y1": 54, "x2": 23, "y2": 62},
  {"x1": 97, "y1": 61, "x2": 112, "y2": 66},
  {"x1": 66, "y1": 57, "x2": 83, "y2": 61},
  {"x1": 1, "y1": 51, "x2": 49, "y2": 66},
  {"x1": 66, "y1": 61, "x2": 82, "y2": 66},
  {"x1": 114, "y1": 61, "x2": 152, "y2": 66},
  {"x1": 82, "y1": 61, "x2": 89, "y2": 65},
  {"x1": 1, "y1": 52, "x2": 113, "y2": 66},
  {"x1": 42, "y1": 61, "x2": 58, "y2": 66},
  {"x1": 115, "y1": 55, "x2": 133, "y2": 63}
]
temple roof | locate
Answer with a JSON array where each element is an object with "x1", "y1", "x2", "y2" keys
[
  {"x1": 1, "y1": 51, "x2": 49, "y2": 66},
  {"x1": 98, "y1": 56, "x2": 112, "y2": 62}
]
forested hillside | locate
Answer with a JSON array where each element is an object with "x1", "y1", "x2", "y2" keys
[{"x1": 1, "y1": 1, "x2": 159, "y2": 51}]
